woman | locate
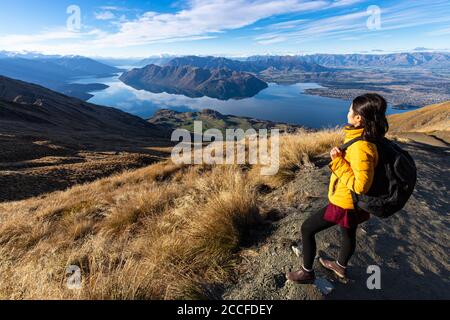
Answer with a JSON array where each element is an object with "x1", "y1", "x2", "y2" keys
[{"x1": 286, "y1": 93, "x2": 389, "y2": 283}]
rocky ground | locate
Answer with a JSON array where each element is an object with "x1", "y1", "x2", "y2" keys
[{"x1": 223, "y1": 140, "x2": 450, "y2": 300}]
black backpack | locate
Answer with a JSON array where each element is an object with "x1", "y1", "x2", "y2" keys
[{"x1": 340, "y1": 137, "x2": 417, "y2": 219}]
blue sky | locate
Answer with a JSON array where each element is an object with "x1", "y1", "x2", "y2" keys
[{"x1": 1, "y1": 0, "x2": 450, "y2": 57}]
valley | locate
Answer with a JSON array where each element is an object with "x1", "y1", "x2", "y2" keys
[
  {"x1": 2, "y1": 51, "x2": 450, "y2": 112},
  {"x1": 0, "y1": 92, "x2": 448, "y2": 299},
  {"x1": 1, "y1": 0, "x2": 449, "y2": 303},
  {"x1": 0, "y1": 53, "x2": 121, "y2": 100},
  {"x1": 0, "y1": 76, "x2": 172, "y2": 202},
  {"x1": 258, "y1": 66, "x2": 450, "y2": 107}
]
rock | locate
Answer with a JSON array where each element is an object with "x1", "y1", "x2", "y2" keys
[
  {"x1": 314, "y1": 278, "x2": 335, "y2": 296},
  {"x1": 291, "y1": 245, "x2": 301, "y2": 257}
]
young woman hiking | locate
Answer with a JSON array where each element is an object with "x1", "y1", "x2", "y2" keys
[{"x1": 286, "y1": 93, "x2": 389, "y2": 283}]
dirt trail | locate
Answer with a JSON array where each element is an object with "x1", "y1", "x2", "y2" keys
[{"x1": 223, "y1": 141, "x2": 450, "y2": 300}]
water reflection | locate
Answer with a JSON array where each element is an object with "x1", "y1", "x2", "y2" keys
[{"x1": 74, "y1": 74, "x2": 407, "y2": 129}]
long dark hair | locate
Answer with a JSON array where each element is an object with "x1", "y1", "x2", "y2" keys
[{"x1": 351, "y1": 93, "x2": 389, "y2": 142}]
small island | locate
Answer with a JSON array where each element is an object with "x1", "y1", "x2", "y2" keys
[{"x1": 119, "y1": 64, "x2": 268, "y2": 100}]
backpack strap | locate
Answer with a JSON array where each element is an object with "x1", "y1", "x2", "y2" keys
[
  {"x1": 339, "y1": 137, "x2": 364, "y2": 209},
  {"x1": 339, "y1": 137, "x2": 363, "y2": 151}
]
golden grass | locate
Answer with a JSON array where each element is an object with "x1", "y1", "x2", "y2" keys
[
  {"x1": 0, "y1": 129, "x2": 343, "y2": 300},
  {"x1": 250, "y1": 128, "x2": 344, "y2": 188},
  {"x1": 388, "y1": 101, "x2": 450, "y2": 134}
]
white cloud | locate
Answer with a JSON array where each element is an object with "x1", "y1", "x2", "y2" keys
[
  {"x1": 95, "y1": 11, "x2": 116, "y2": 20},
  {"x1": 98, "y1": 6, "x2": 137, "y2": 12},
  {"x1": 93, "y1": 0, "x2": 332, "y2": 47},
  {"x1": 265, "y1": 19, "x2": 308, "y2": 30},
  {"x1": 0, "y1": 28, "x2": 106, "y2": 55},
  {"x1": 253, "y1": 0, "x2": 450, "y2": 45},
  {"x1": 99, "y1": 6, "x2": 123, "y2": 11},
  {"x1": 256, "y1": 35, "x2": 289, "y2": 44},
  {"x1": 0, "y1": 28, "x2": 101, "y2": 46},
  {"x1": 1, "y1": 0, "x2": 335, "y2": 53},
  {"x1": 329, "y1": 0, "x2": 364, "y2": 8},
  {"x1": 426, "y1": 26, "x2": 450, "y2": 36},
  {"x1": 255, "y1": 10, "x2": 368, "y2": 44},
  {"x1": 2, "y1": 0, "x2": 449, "y2": 56}
]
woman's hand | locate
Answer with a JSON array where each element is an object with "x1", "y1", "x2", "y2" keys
[{"x1": 330, "y1": 147, "x2": 344, "y2": 160}]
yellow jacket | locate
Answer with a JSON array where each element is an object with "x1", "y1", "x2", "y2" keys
[{"x1": 328, "y1": 126, "x2": 379, "y2": 209}]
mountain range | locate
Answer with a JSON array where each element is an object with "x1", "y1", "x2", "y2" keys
[
  {"x1": 166, "y1": 55, "x2": 330, "y2": 73},
  {"x1": 0, "y1": 53, "x2": 121, "y2": 100},
  {"x1": 2, "y1": 51, "x2": 450, "y2": 106},
  {"x1": 119, "y1": 64, "x2": 268, "y2": 100},
  {"x1": 0, "y1": 75, "x2": 164, "y2": 139},
  {"x1": 290, "y1": 52, "x2": 450, "y2": 68},
  {"x1": 138, "y1": 52, "x2": 450, "y2": 70}
]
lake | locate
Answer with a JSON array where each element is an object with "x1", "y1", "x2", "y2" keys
[{"x1": 74, "y1": 72, "x2": 409, "y2": 129}]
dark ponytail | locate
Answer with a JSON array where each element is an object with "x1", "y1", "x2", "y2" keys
[{"x1": 351, "y1": 93, "x2": 389, "y2": 142}]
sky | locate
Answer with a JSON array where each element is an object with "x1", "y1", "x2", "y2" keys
[{"x1": 0, "y1": 0, "x2": 450, "y2": 58}]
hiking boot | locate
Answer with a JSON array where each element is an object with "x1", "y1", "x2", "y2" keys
[
  {"x1": 286, "y1": 267, "x2": 316, "y2": 284},
  {"x1": 319, "y1": 258, "x2": 347, "y2": 279}
]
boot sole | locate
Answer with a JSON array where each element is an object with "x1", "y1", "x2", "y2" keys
[
  {"x1": 285, "y1": 275, "x2": 315, "y2": 284},
  {"x1": 288, "y1": 278, "x2": 315, "y2": 284},
  {"x1": 319, "y1": 258, "x2": 346, "y2": 279}
]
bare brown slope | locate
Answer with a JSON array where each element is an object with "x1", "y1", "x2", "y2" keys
[
  {"x1": 0, "y1": 76, "x2": 172, "y2": 202},
  {"x1": 388, "y1": 101, "x2": 450, "y2": 145},
  {"x1": 0, "y1": 75, "x2": 167, "y2": 138}
]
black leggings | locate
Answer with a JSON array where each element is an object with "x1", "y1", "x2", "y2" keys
[{"x1": 301, "y1": 206, "x2": 357, "y2": 270}]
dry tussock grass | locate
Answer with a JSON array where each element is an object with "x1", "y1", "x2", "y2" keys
[
  {"x1": 388, "y1": 101, "x2": 450, "y2": 133},
  {"x1": 250, "y1": 128, "x2": 344, "y2": 188},
  {"x1": 0, "y1": 129, "x2": 343, "y2": 299}
]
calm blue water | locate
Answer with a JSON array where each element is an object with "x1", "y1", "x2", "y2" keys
[{"x1": 75, "y1": 73, "x2": 408, "y2": 129}]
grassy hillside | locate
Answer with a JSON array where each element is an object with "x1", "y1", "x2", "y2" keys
[
  {"x1": 2, "y1": 95, "x2": 447, "y2": 299},
  {"x1": 389, "y1": 101, "x2": 449, "y2": 133},
  {"x1": 0, "y1": 129, "x2": 342, "y2": 299},
  {"x1": 148, "y1": 109, "x2": 303, "y2": 134},
  {"x1": 0, "y1": 76, "x2": 172, "y2": 202}
]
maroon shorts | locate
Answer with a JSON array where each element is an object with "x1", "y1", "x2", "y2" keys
[{"x1": 323, "y1": 202, "x2": 370, "y2": 229}]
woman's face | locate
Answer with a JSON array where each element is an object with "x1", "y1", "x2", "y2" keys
[{"x1": 347, "y1": 104, "x2": 362, "y2": 127}]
